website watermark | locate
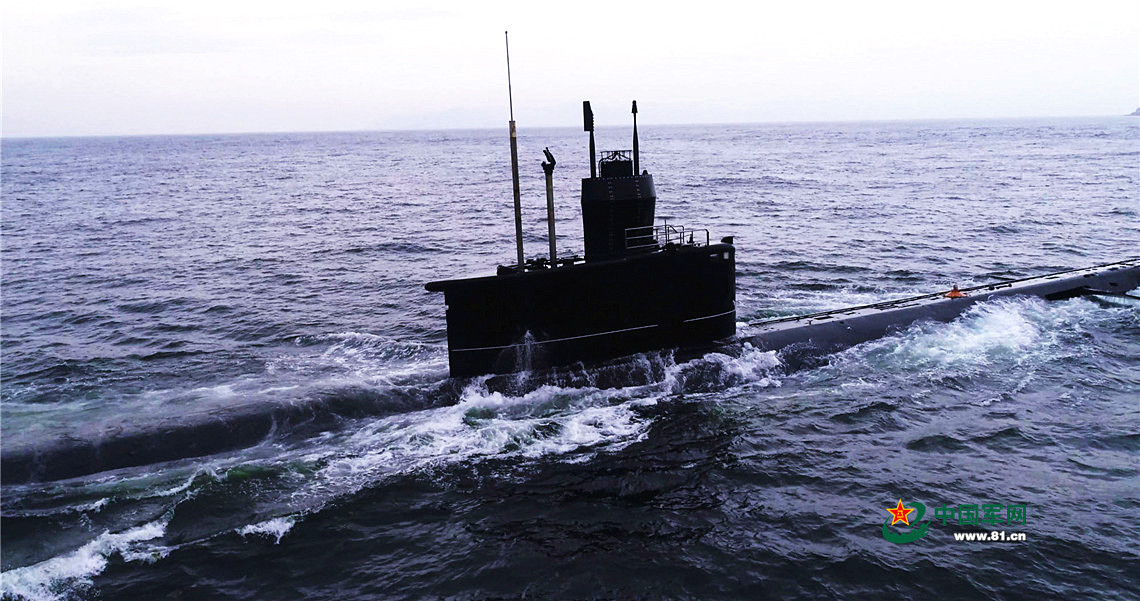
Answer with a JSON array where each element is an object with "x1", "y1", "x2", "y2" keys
[
  {"x1": 952, "y1": 531, "x2": 1027, "y2": 542},
  {"x1": 881, "y1": 499, "x2": 1029, "y2": 544}
]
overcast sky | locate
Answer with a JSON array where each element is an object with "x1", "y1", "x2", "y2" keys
[{"x1": 3, "y1": 0, "x2": 1138, "y2": 137}]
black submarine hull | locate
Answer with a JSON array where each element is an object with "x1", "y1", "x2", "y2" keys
[
  {"x1": 747, "y1": 258, "x2": 1140, "y2": 362},
  {"x1": 425, "y1": 243, "x2": 737, "y2": 378},
  {"x1": 6, "y1": 261, "x2": 1132, "y2": 485}
]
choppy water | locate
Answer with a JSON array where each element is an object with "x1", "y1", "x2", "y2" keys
[{"x1": 2, "y1": 117, "x2": 1138, "y2": 600}]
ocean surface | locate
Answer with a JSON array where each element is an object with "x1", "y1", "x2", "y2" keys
[{"x1": 2, "y1": 117, "x2": 1138, "y2": 600}]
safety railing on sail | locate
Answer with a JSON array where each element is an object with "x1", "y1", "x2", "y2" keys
[
  {"x1": 625, "y1": 224, "x2": 710, "y2": 251},
  {"x1": 599, "y1": 150, "x2": 632, "y2": 163}
]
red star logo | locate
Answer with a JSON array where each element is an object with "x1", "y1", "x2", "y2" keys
[{"x1": 886, "y1": 499, "x2": 915, "y2": 526}]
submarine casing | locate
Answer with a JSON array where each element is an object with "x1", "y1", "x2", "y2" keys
[{"x1": 746, "y1": 259, "x2": 1140, "y2": 364}]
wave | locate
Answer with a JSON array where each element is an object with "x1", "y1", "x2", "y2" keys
[
  {"x1": 0, "y1": 371, "x2": 684, "y2": 597},
  {"x1": 0, "y1": 377, "x2": 460, "y2": 484},
  {"x1": 667, "y1": 344, "x2": 782, "y2": 393},
  {"x1": 237, "y1": 516, "x2": 296, "y2": 544},
  {"x1": 199, "y1": 347, "x2": 787, "y2": 525},
  {"x1": 905, "y1": 433, "x2": 969, "y2": 452},
  {"x1": 115, "y1": 298, "x2": 193, "y2": 315},
  {"x1": 307, "y1": 331, "x2": 442, "y2": 365},
  {"x1": 767, "y1": 260, "x2": 872, "y2": 274},
  {"x1": 0, "y1": 520, "x2": 168, "y2": 601},
  {"x1": 1, "y1": 332, "x2": 457, "y2": 483},
  {"x1": 792, "y1": 295, "x2": 1139, "y2": 419},
  {"x1": 814, "y1": 297, "x2": 1057, "y2": 379}
]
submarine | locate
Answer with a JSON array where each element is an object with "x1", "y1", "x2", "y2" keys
[{"x1": 425, "y1": 99, "x2": 736, "y2": 377}]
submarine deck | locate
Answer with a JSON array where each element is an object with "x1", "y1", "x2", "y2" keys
[{"x1": 745, "y1": 258, "x2": 1140, "y2": 356}]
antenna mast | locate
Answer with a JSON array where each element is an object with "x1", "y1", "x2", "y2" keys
[
  {"x1": 505, "y1": 31, "x2": 525, "y2": 269},
  {"x1": 632, "y1": 100, "x2": 639, "y2": 175},
  {"x1": 583, "y1": 101, "x2": 596, "y2": 178}
]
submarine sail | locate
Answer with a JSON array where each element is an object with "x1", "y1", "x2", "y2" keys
[{"x1": 425, "y1": 101, "x2": 737, "y2": 377}]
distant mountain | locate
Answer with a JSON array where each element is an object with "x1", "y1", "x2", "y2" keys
[{"x1": 1130, "y1": 108, "x2": 1140, "y2": 116}]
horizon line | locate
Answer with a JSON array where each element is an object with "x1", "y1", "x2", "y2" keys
[{"x1": 3, "y1": 112, "x2": 1137, "y2": 141}]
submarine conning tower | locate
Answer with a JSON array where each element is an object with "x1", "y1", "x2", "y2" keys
[{"x1": 580, "y1": 100, "x2": 657, "y2": 262}]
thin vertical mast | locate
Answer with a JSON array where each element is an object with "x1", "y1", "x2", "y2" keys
[
  {"x1": 632, "y1": 100, "x2": 639, "y2": 175},
  {"x1": 505, "y1": 31, "x2": 525, "y2": 269},
  {"x1": 583, "y1": 101, "x2": 596, "y2": 178}
]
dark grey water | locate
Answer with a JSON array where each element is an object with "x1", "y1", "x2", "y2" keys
[{"x1": 2, "y1": 117, "x2": 1138, "y2": 600}]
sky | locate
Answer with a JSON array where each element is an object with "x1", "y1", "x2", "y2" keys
[{"x1": 2, "y1": 0, "x2": 1138, "y2": 137}]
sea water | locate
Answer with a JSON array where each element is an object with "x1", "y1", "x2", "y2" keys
[{"x1": 2, "y1": 117, "x2": 1138, "y2": 600}]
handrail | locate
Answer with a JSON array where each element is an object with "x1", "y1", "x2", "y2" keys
[
  {"x1": 599, "y1": 149, "x2": 633, "y2": 163},
  {"x1": 625, "y1": 224, "x2": 710, "y2": 250}
]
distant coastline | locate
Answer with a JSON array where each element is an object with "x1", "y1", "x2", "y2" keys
[{"x1": 1130, "y1": 107, "x2": 1140, "y2": 116}]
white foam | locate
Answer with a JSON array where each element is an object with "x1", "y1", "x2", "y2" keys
[
  {"x1": 237, "y1": 516, "x2": 296, "y2": 544},
  {"x1": 258, "y1": 384, "x2": 300, "y2": 394},
  {"x1": 188, "y1": 383, "x2": 236, "y2": 398},
  {"x1": 1, "y1": 497, "x2": 109, "y2": 519},
  {"x1": 0, "y1": 520, "x2": 166, "y2": 601},
  {"x1": 317, "y1": 332, "x2": 443, "y2": 364},
  {"x1": 246, "y1": 343, "x2": 794, "y2": 515},
  {"x1": 1088, "y1": 292, "x2": 1140, "y2": 307},
  {"x1": 811, "y1": 295, "x2": 1126, "y2": 394},
  {"x1": 73, "y1": 498, "x2": 108, "y2": 513},
  {"x1": 668, "y1": 343, "x2": 784, "y2": 393},
  {"x1": 266, "y1": 377, "x2": 664, "y2": 511},
  {"x1": 140, "y1": 470, "x2": 205, "y2": 500},
  {"x1": 269, "y1": 331, "x2": 449, "y2": 385},
  {"x1": 714, "y1": 343, "x2": 783, "y2": 386},
  {"x1": 877, "y1": 298, "x2": 1054, "y2": 371}
]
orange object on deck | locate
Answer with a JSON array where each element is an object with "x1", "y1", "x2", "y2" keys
[{"x1": 945, "y1": 285, "x2": 967, "y2": 298}]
